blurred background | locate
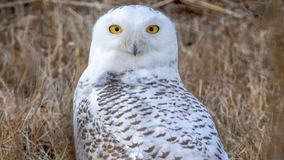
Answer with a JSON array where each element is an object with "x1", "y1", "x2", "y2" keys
[{"x1": 0, "y1": 0, "x2": 283, "y2": 159}]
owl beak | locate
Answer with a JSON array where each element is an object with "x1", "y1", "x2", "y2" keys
[{"x1": 133, "y1": 43, "x2": 138, "y2": 56}]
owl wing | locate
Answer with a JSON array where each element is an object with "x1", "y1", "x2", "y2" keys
[
  {"x1": 74, "y1": 70, "x2": 134, "y2": 160},
  {"x1": 74, "y1": 70, "x2": 228, "y2": 160}
]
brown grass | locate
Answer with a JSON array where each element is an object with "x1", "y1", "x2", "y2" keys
[{"x1": 0, "y1": 0, "x2": 283, "y2": 159}]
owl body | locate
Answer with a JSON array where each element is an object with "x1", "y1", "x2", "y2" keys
[{"x1": 74, "y1": 5, "x2": 228, "y2": 160}]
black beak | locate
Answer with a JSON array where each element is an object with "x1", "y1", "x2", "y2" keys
[{"x1": 133, "y1": 44, "x2": 137, "y2": 56}]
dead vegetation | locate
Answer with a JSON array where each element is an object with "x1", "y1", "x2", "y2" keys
[{"x1": 0, "y1": 0, "x2": 283, "y2": 159}]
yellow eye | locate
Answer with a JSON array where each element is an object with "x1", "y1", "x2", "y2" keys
[
  {"x1": 109, "y1": 25, "x2": 122, "y2": 34},
  {"x1": 146, "y1": 25, "x2": 159, "y2": 34}
]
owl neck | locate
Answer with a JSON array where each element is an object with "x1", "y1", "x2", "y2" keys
[
  {"x1": 88, "y1": 46, "x2": 179, "y2": 73},
  {"x1": 79, "y1": 60, "x2": 180, "y2": 86},
  {"x1": 81, "y1": 64, "x2": 181, "y2": 88}
]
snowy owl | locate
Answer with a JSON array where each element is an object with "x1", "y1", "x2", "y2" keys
[{"x1": 73, "y1": 5, "x2": 228, "y2": 160}]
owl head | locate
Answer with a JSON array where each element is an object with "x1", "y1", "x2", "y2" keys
[{"x1": 89, "y1": 5, "x2": 178, "y2": 72}]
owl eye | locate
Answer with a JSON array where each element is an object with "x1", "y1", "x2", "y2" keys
[
  {"x1": 109, "y1": 25, "x2": 122, "y2": 34},
  {"x1": 146, "y1": 25, "x2": 159, "y2": 34}
]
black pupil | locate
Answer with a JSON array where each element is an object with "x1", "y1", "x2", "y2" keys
[
  {"x1": 149, "y1": 27, "x2": 153, "y2": 31},
  {"x1": 115, "y1": 27, "x2": 119, "y2": 31}
]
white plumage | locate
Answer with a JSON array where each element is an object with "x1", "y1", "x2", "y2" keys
[{"x1": 73, "y1": 5, "x2": 228, "y2": 160}]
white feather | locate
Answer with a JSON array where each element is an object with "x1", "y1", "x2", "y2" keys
[{"x1": 74, "y1": 5, "x2": 228, "y2": 160}]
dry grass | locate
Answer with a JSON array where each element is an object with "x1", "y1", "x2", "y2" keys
[{"x1": 0, "y1": 0, "x2": 283, "y2": 159}]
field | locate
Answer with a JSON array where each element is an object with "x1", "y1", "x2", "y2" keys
[{"x1": 0, "y1": 0, "x2": 283, "y2": 159}]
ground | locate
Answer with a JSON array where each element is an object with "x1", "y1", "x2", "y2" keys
[{"x1": 0, "y1": 0, "x2": 283, "y2": 159}]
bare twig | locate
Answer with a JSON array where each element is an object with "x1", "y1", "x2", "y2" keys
[
  {"x1": 152, "y1": 0, "x2": 175, "y2": 8},
  {"x1": 0, "y1": 0, "x2": 104, "y2": 10},
  {"x1": 181, "y1": 0, "x2": 244, "y2": 18},
  {"x1": 0, "y1": 0, "x2": 39, "y2": 9},
  {"x1": 50, "y1": 0, "x2": 103, "y2": 10},
  {"x1": 0, "y1": 148, "x2": 11, "y2": 151}
]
